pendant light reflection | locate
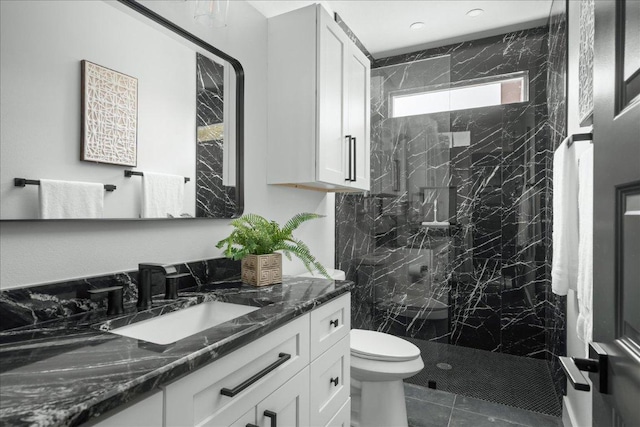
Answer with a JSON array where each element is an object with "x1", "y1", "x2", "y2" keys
[{"x1": 194, "y1": 0, "x2": 230, "y2": 28}]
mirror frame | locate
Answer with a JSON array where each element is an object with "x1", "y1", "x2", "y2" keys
[{"x1": 1, "y1": 0, "x2": 244, "y2": 222}]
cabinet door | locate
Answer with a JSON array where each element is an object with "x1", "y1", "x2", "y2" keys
[
  {"x1": 257, "y1": 367, "x2": 310, "y2": 427},
  {"x1": 91, "y1": 390, "x2": 163, "y2": 427},
  {"x1": 316, "y1": 6, "x2": 349, "y2": 186},
  {"x1": 309, "y1": 336, "x2": 350, "y2": 426},
  {"x1": 346, "y1": 45, "x2": 370, "y2": 191},
  {"x1": 310, "y1": 293, "x2": 350, "y2": 360},
  {"x1": 230, "y1": 407, "x2": 256, "y2": 427},
  {"x1": 325, "y1": 398, "x2": 350, "y2": 427}
]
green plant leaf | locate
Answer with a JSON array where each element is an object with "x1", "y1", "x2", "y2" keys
[{"x1": 215, "y1": 212, "x2": 330, "y2": 279}]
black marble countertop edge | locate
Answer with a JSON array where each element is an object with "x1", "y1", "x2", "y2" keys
[{"x1": 0, "y1": 278, "x2": 352, "y2": 427}]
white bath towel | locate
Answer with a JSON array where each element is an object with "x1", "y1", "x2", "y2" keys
[
  {"x1": 141, "y1": 172, "x2": 184, "y2": 218},
  {"x1": 551, "y1": 137, "x2": 589, "y2": 295},
  {"x1": 576, "y1": 145, "x2": 594, "y2": 348},
  {"x1": 39, "y1": 179, "x2": 104, "y2": 219}
]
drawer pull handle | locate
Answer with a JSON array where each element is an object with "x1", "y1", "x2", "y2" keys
[
  {"x1": 246, "y1": 424, "x2": 259, "y2": 427},
  {"x1": 330, "y1": 376, "x2": 339, "y2": 386},
  {"x1": 220, "y1": 352, "x2": 291, "y2": 397},
  {"x1": 264, "y1": 410, "x2": 277, "y2": 427},
  {"x1": 330, "y1": 319, "x2": 339, "y2": 328}
]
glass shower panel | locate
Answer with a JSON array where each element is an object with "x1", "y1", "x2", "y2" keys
[{"x1": 365, "y1": 55, "x2": 453, "y2": 342}]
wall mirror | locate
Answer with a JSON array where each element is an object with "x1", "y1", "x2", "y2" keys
[{"x1": 0, "y1": 0, "x2": 244, "y2": 220}]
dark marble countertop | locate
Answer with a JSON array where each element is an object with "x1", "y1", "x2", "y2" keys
[{"x1": 0, "y1": 277, "x2": 351, "y2": 426}]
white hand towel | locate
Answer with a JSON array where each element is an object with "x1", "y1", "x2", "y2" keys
[
  {"x1": 551, "y1": 137, "x2": 589, "y2": 295},
  {"x1": 576, "y1": 145, "x2": 594, "y2": 348},
  {"x1": 141, "y1": 172, "x2": 185, "y2": 218},
  {"x1": 39, "y1": 179, "x2": 104, "y2": 219}
]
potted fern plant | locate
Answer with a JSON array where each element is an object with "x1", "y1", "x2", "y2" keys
[{"x1": 216, "y1": 213, "x2": 330, "y2": 286}]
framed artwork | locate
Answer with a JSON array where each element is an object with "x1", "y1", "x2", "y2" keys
[{"x1": 81, "y1": 60, "x2": 138, "y2": 166}]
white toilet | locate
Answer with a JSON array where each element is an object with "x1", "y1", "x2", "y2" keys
[
  {"x1": 350, "y1": 329, "x2": 424, "y2": 427},
  {"x1": 296, "y1": 269, "x2": 424, "y2": 427}
]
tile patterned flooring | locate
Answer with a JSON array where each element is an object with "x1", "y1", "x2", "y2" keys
[
  {"x1": 404, "y1": 383, "x2": 563, "y2": 427},
  {"x1": 404, "y1": 339, "x2": 562, "y2": 417}
]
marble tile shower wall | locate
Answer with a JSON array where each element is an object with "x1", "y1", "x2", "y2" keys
[
  {"x1": 336, "y1": 27, "x2": 560, "y2": 360},
  {"x1": 195, "y1": 54, "x2": 237, "y2": 218},
  {"x1": 546, "y1": 0, "x2": 569, "y2": 399}
]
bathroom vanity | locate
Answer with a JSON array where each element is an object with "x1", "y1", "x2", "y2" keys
[{"x1": 0, "y1": 274, "x2": 351, "y2": 427}]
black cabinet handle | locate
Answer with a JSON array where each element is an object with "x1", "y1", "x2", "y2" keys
[
  {"x1": 264, "y1": 410, "x2": 277, "y2": 427},
  {"x1": 330, "y1": 376, "x2": 339, "y2": 386},
  {"x1": 352, "y1": 136, "x2": 357, "y2": 182},
  {"x1": 345, "y1": 135, "x2": 352, "y2": 181},
  {"x1": 220, "y1": 353, "x2": 291, "y2": 397},
  {"x1": 329, "y1": 319, "x2": 339, "y2": 328},
  {"x1": 246, "y1": 424, "x2": 259, "y2": 427}
]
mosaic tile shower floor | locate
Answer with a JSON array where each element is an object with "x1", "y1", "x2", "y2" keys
[{"x1": 404, "y1": 338, "x2": 562, "y2": 417}]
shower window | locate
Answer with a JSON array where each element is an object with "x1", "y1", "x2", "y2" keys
[{"x1": 391, "y1": 71, "x2": 529, "y2": 118}]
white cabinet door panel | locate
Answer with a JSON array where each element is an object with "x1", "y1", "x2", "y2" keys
[
  {"x1": 347, "y1": 46, "x2": 370, "y2": 190},
  {"x1": 317, "y1": 10, "x2": 348, "y2": 186},
  {"x1": 257, "y1": 367, "x2": 310, "y2": 427},
  {"x1": 309, "y1": 336, "x2": 350, "y2": 427},
  {"x1": 324, "y1": 398, "x2": 351, "y2": 427},
  {"x1": 310, "y1": 293, "x2": 350, "y2": 360}
]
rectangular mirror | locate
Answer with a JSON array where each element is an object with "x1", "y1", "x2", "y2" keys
[{"x1": 0, "y1": 0, "x2": 244, "y2": 220}]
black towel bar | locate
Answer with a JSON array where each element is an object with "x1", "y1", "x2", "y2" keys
[
  {"x1": 14, "y1": 178, "x2": 116, "y2": 191},
  {"x1": 124, "y1": 170, "x2": 190, "y2": 183}
]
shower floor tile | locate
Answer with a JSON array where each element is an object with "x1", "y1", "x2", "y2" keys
[
  {"x1": 405, "y1": 383, "x2": 562, "y2": 427},
  {"x1": 403, "y1": 338, "x2": 562, "y2": 417}
]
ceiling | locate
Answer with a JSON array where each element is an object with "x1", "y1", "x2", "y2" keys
[{"x1": 247, "y1": 0, "x2": 553, "y2": 59}]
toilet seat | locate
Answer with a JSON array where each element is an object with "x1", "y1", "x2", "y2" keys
[{"x1": 350, "y1": 329, "x2": 421, "y2": 362}]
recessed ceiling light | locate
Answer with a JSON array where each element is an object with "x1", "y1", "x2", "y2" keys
[
  {"x1": 410, "y1": 22, "x2": 426, "y2": 30},
  {"x1": 466, "y1": 8, "x2": 484, "y2": 17}
]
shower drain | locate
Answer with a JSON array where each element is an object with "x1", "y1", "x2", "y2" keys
[{"x1": 436, "y1": 362, "x2": 452, "y2": 370}]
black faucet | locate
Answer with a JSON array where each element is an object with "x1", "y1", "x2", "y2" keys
[
  {"x1": 87, "y1": 286, "x2": 124, "y2": 315},
  {"x1": 164, "y1": 272, "x2": 191, "y2": 299},
  {"x1": 137, "y1": 263, "x2": 177, "y2": 309}
]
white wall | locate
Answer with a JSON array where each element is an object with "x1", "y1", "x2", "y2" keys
[
  {"x1": 563, "y1": 1, "x2": 593, "y2": 426},
  {"x1": 0, "y1": 0, "x2": 335, "y2": 289}
]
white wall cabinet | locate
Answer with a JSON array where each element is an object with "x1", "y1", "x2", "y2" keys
[
  {"x1": 267, "y1": 5, "x2": 370, "y2": 192},
  {"x1": 91, "y1": 294, "x2": 351, "y2": 427}
]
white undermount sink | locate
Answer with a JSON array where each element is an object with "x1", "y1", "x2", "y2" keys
[{"x1": 110, "y1": 301, "x2": 259, "y2": 345}]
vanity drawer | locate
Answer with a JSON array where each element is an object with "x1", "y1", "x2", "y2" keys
[
  {"x1": 163, "y1": 313, "x2": 310, "y2": 427},
  {"x1": 309, "y1": 335, "x2": 350, "y2": 427},
  {"x1": 325, "y1": 398, "x2": 351, "y2": 427},
  {"x1": 310, "y1": 293, "x2": 350, "y2": 360}
]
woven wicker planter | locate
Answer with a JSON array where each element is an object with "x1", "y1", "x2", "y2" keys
[{"x1": 241, "y1": 253, "x2": 282, "y2": 286}]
